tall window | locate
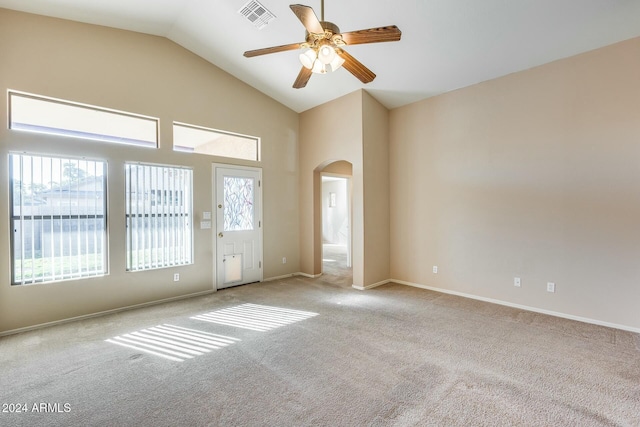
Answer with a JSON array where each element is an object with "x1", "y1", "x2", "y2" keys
[
  {"x1": 10, "y1": 154, "x2": 107, "y2": 285},
  {"x1": 125, "y1": 163, "x2": 193, "y2": 271}
]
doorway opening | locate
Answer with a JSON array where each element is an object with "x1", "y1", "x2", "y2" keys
[{"x1": 321, "y1": 172, "x2": 352, "y2": 282}]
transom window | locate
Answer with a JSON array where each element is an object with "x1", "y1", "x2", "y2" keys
[
  {"x1": 125, "y1": 163, "x2": 193, "y2": 271},
  {"x1": 9, "y1": 153, "x2": 107, "y2": 285},
  {"x1": 9, "y1": 91, "x2": 158, "y2": 148},
  {"x1": 173, "y1": 122, "x2": 260, "y2": 161}
]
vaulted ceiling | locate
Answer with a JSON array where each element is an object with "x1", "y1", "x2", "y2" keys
[{"x1": 1, "y1": 0, "x2": 639, "y2": 112}]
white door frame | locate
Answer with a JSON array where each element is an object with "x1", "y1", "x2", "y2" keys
[{"x1": 213, "y1": 163, "x2": 263, "y2": 289}]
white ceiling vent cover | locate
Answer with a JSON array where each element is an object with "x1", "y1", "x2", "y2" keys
[{"x1": 238, "y1": 0, "x2": 276, "y2": 30}]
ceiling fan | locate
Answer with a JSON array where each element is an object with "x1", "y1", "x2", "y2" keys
[{"x1": 243, "y1": 1, "x2": 402, "y2": 89}]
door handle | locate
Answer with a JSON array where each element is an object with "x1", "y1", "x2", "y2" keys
[{"x1": 218, "y1": 232, "x2": 224, "y2": 238}]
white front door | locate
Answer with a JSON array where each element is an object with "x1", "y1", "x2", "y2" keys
[{"x1": 214, "y1": 164, "x2": 262, "y2": 289}]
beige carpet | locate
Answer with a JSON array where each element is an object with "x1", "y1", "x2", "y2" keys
[{"x1": 1, "y1": 274, "x2": 638, "y2": 426}]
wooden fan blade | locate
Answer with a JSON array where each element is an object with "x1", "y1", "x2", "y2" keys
[
  {"x1": 290, "y1": 4, "x2": 324, "y2": 34},
  {"x1": 341, "y1": 25, "x2": 402, "y2": 45},
  {"x1": 337, "y1": 49, "x2": 376, "y2": 84},
  {"x1": 244, "y1": 42, "x2": 303, "y2": 58},
  {"x1": 293, "y1": 66, "x2": 313, "y2": 89}
]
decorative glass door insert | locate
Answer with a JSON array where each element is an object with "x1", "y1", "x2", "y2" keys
[{"x1": 223, "y1": 177, "x2": 254, "y2": 231}]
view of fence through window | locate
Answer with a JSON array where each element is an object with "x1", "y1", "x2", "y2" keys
[
  {"x1": 10, "y1": 154, "x2": 107, "y2": 285},
  {"x1": 125, "y1": 163, "x2": 193, "y2": 271}
]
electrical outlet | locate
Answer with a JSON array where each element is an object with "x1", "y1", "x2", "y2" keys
[
  {"x1": 514, "y1": 277, "x2": 521, "y2": 287},
  {"x1": 173, "y1": 273, "x2": 180, "y2": 282},
  {"x1": 433, "y1": 266, "x2": 438, "y2": 274},
  {"x1": 547, "y1": 282, "x2": 555, "y2": 293},
  {"x1": 282, "y1": 257, "x2": 287, "y2": 264}
]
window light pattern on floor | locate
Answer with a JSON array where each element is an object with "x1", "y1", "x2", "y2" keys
[
  {"x1": 106, "y1": 324, "x2": 239, "y2": 362},
  {"x1": 192, "y1": 303, "x2": 318, "y2": 331}
]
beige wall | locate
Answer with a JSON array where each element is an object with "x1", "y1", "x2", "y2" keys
[
  {"x1": 0, "y1": 9, "x2": 300, "y2": 333},
  {"x1": 299, "y1": 91, "x2": 364, "y2": 285},
  {"x1": 323, "y1": 160, "x2": 353, "y2": 176},
  {"x1": 298, "y1": 91, "x2": 391, "y2": 288},
  {"x1": 362, "y1": 92, "x2": 390, "y2": 285},
  {"x1": 390, "y1": 37, "x2": 640, "y2": 330}
]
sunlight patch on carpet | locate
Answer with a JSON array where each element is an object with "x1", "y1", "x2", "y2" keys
[
  {"x1": 191, "y1": 303, "x2": 319, "y2": 331},
  {"x1": 106, "y1": 324, "x2": 240, "y2": 362}
]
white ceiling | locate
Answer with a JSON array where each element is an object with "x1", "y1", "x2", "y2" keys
[{"x1": 1, "y1": 0, "x2": 639, "y2": 113}]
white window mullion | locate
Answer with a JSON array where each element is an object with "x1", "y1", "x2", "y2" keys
[
  {"x1": 92, "y1": 161, "x2": 98, "y2": 275},
  {"x1": 169, "y1": 168, "x2": 175, "y2": 266},
  {"x1": 49, "y1": 159, "x2": 62, "y2": 280},
  {"x1": 161, "y1": 168, "x2": 168, "y2": 266},
  {"x1": 125, "y1": 165, "x2": 132, "y2": 270},
  {"x1": 142, "y1": 165, "x2": 148, "y2": 270},
  {"x1": 38, "y1": 157, "x2": 45, "y2": 281},
  {"x1": 178, "y1": 170, "x2": 188, "y2": 260},
  {"x1": 152, "y1": 167, "x2": 159, "y2": 269},
  {"x1": 49, "y1": 159, "x2": 56, "y2": 283},
  {"x1": 135, "y1": 165, "x2": 140, "y2": 270},
  {"x1": 76, "y1": 159, "x2": 83, "y2": 277},
  {"x1": 133, "y1": 165, "x2": 141, "y2": 271},
  {"x1": 18, "y1": 155, "x2": 26, "y2": 284}
]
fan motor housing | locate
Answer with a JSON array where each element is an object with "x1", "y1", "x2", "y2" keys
[{"x1": 306, "y1": 21, "x2": 339, "y2": 39}]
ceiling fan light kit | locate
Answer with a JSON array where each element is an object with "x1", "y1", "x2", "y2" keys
[{"x1": 243, "y1": 1, "x2": 401, "y2": 88}]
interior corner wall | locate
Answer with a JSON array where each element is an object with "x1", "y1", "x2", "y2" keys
[
  {"x1": 362, "y1": 92, "x2": 390, "y2": 285},
  {"x1": 0, "y1": 9, "x2": 300, "y2": 334},
  {"x1": 299, "y1": 91, "x2": 364, "y2": 286},
  {"x1": 389, "y1": 37, "x2": 640, "y2": 330}
]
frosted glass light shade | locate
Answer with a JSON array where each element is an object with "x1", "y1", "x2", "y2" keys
[
  {"x1": 318, "y1": 44, "x2": 337, "y2": 65},
  {"x1": 311, "y1": 59, "x2": 325, "y2": 74},
  {"x1": 329, "y1": 54, "x2": 345, "y2": 72},
  {"x1": 299, "y1": 49, "x2": 317, "y2": 69}
]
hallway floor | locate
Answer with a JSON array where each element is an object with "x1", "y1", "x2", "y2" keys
[{"x1": 322, "y1": 244, "x2": 352, "y2": 288}]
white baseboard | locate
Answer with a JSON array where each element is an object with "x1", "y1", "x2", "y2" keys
[
  {"x1": 297, "y1": 272, "x2": 322, "y2": 279},
  {"x1": 352, "y1": 279, "x2": 391, "y2": 291},
  {"x1": 263, "y1": 273, "x2": 297, "y2": 282},
  {"x1": 391, "y1": 279, "x2": 640, "y2": 334},
  {"x1": 0, "y1": 289, "x2": 216, "y2": 337}
]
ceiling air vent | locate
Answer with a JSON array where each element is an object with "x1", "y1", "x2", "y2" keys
[{"x1": 238, "y1": 0, "x2": 276, "y2": 30}]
